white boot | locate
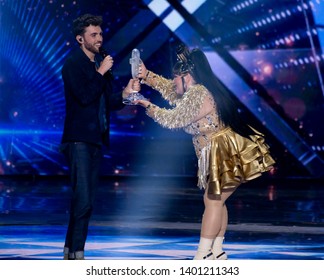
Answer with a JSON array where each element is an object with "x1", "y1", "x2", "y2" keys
[
  {"x1": 212, "y1": 237, "x2": 228, "y2": 260},
  {"x1": 193, "y1": 237, "x2": 214, "y2": 260}
]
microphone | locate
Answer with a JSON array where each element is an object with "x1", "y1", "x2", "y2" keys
[
  {"x1": 99, "y1": 47, "x2": 108, "y2": 58},
  {"x1": 99, "y1": 47, "x2": 113, "y2": 77}
]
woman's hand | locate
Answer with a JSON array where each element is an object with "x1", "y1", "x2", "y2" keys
[
  {"x1": 138, "y1": 62, "x2": 148, "y2": 79},
  {"x1": 133, "y1": 99, "x2": 151, "y2": 108}
]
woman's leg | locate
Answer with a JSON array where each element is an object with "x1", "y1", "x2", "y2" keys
[
  {"x1": 211, "y1": 205, "x2": 228, "y2": 259},
  {"x1": 194, "y1": 187, "x2": 236, "y2": 260}
]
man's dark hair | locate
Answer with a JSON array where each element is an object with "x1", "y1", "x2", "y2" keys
[{"x1": 72, "y1": 14, "x2": 103, "y2": 36}]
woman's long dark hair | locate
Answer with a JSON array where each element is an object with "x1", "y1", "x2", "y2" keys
[{"x1": 174, "y1": 46, "x2": 256, "y2": 138}]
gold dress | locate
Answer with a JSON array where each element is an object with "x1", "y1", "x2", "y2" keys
[{"x1": 143, "y1": 72, "x2": 275, "y2": 195}]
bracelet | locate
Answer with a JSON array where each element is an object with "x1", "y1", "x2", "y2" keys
[{"x1": 144, "y1": 70, "x2": 150, "y2": 80}]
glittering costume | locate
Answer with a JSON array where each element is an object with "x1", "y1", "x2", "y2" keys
[{"x1": 143, "y1": 73, "x2": 275, "y2": 195}]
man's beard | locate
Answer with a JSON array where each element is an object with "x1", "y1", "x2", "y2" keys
[{"x1": 84, "y1": 42, "x2": 99, "y2": 54}]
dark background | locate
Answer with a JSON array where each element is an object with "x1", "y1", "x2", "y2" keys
[{"x1": 0, "y1": 0, "x2": 324, "y2": 179}]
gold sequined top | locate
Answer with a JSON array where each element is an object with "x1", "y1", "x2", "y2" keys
[{"x1": 143, "y1": 71, "x2": 225, "y2": 158}]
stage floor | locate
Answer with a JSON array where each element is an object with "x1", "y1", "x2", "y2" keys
[{"x1": 0, "y1": 175, "x2": 323, "y2": 260}]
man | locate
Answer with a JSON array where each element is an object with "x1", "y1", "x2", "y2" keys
[{"x1": 61, "y1": 14, "x2": 139, "y2": 260}]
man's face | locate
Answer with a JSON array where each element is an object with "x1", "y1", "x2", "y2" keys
[{"x1": 80, "y1": 25, "x2": 103, "y2": 54}]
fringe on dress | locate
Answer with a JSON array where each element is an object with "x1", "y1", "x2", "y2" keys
[{"x1": 197, "y1": 127, "x2": 275, "y2": 195}]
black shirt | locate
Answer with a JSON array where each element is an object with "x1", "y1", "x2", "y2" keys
[{"x1": 61, "y1": 48, "x2": 124, "y2": 146}]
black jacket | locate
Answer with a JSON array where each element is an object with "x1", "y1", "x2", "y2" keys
[{"x1": 61, "y1": 48, "x2": 124, "y2": 147}]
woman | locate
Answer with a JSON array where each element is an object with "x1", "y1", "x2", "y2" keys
[{"x1": 135, "y1": 45, "x2": 275, "y2": 260}]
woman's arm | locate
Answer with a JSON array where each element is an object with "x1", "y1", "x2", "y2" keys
[
  {"x1": 136, "y1": 84, "x2": 210, "y2": 129},
  {"x1": 138, "y1": 63, "x2": 180, "y2": 105}
]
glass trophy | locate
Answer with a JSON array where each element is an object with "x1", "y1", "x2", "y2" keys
[{"x1": 122, "y1": 48, "x2": 147, "y2": 105}]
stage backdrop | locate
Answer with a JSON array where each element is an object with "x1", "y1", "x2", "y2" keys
[{"x1": 0, "y1": 0, "x2": 323, "y2": 178}]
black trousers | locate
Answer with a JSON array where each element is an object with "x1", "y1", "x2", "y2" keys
[{"x1": 62, "y1": 142, "x2": 101, "y2": 252}]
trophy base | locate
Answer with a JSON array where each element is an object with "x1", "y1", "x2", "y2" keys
[{"x1": 123, "y1": 92, "x2": 147, "y2": 105}]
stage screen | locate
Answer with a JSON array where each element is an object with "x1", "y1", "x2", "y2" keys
[{"x1": 0, "y1": 0, "x2": 323, "y2": 178}]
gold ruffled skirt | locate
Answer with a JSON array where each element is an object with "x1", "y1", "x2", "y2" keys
[{"x1": 197, "y1": 127, "x2": 275, "y2": 195}]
